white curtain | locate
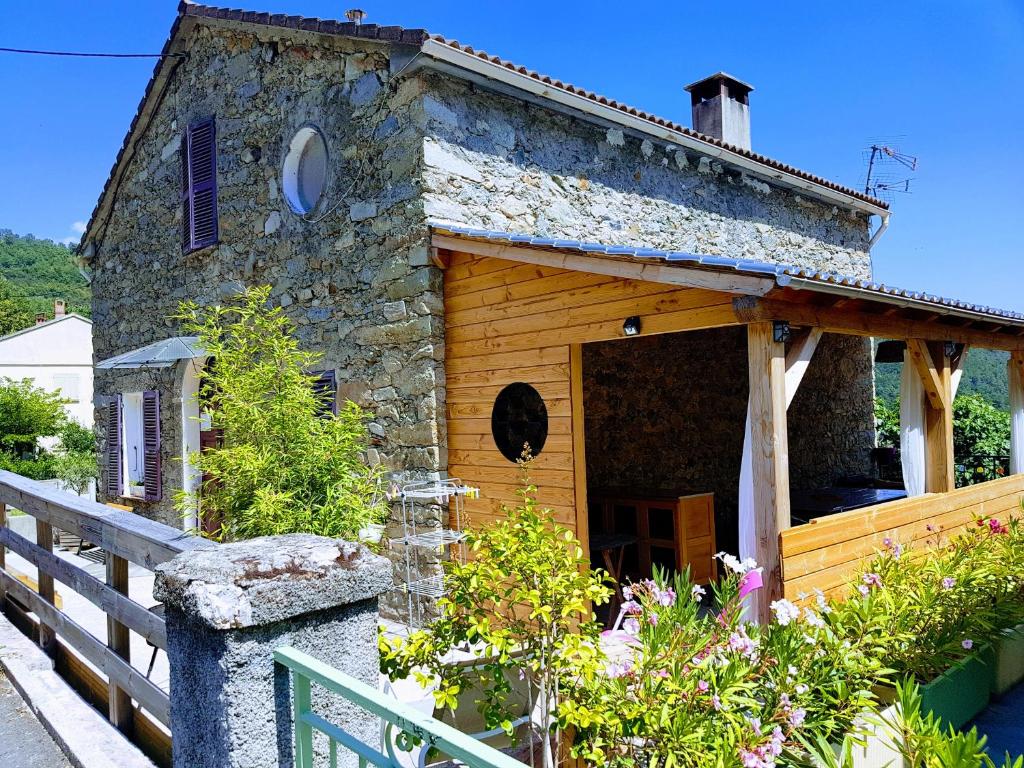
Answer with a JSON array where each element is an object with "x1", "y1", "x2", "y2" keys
[
  {"x1": 900, "y1": 350, "x2": 927, "y2": 496},
  {"x1": 739, "y1": 412, "x2": 754, "y2": 563},
  {"x1": 1010, "y1": 359, "x2": 1024, "y2": 474}
]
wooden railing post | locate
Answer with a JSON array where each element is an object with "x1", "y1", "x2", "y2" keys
[
  {"x1": 907, "y1": 339, "x2": 955, "y2": 493},
  {"x1": 107, "y1": 553, "x2": 134, "y2": 734},
  {"x1": 35, "y1": 518, "x2": 57, "y2": 656},
  {"x1": 0, "y1": 502, "x2": 6, "y2": 605}
]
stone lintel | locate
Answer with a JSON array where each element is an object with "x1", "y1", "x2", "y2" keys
[{"x1": 154, "y1": 534, "x2": 392, "y2": 630}]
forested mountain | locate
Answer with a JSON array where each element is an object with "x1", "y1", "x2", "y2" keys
[
  {"x1": 0, "y1": 230, "x2": 91, "y2": 325},
  {"x1": 875, "y1": 347, "x2": 1010, "y2": 410}
]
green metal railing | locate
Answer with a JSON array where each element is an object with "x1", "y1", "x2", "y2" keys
[{"x1": 274, "y1": 646, "x2": 526, "y2": 768}]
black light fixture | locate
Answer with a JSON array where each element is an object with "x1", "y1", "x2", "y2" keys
[
  {"x1": 623, "y1": 316, "x2": 642, "y2": 337},
  {"x1": 874, "y1": 340, "x2": 907, "y2": 364},
  {"x1": 772, "y1": 320, "x2": 791, "y2": 344},
  {"x1": 944, "y1": 341, "x2": 960, "y2": 359}
]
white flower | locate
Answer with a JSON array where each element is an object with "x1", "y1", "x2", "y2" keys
[
  {"x1": 691, "y1": 584, "x2": 706, "y2": 601},
  {"x1": 770, "y1": 599, "x2": 800, "y2": 626},
  {"x1": 795, "y1": 683, "x2": 808, "y2": 695},
  {"x1": 802, "y1": 607, "x2": 825, "y2": 628}
]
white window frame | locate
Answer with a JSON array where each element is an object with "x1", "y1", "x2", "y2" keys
[{"x1": 121, "y1": 392, "x2": 146, "y2": 498}]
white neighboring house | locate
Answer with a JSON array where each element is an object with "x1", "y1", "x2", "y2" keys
[{"x1": 0, "y1": 302, "x2": 94, "y2": 428}]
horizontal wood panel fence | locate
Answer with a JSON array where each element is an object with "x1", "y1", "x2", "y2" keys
[
  {"x1": 781, "y1": 474, "x2": 1024, "y2": 600},
  {"x1": 0, "y1": 469, "x2": 215, "y2": 737}
]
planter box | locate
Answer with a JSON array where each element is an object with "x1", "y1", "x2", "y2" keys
[
  {"x1": 919, "y1": 647, "x2": 994, "y2": 730},
  {"x1": 845, "y1": 702, "x2": 904, "y2": 768},
  {"x1": 993, "y1": 623, "x2": 1024, "y2": 696}
]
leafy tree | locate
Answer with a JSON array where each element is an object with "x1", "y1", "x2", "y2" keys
[
  {"x1": 0, "y1": 229, "x2": 90, "y2": 317},
  {"x1": 0, "y1": 378, "x2": 67, "y2": 456},
  {"x1": 0, "y1": 275, "x2": 34, "y2": 335},
  {"x1": 174, "y1": 285, "x2": 387, "y2": 541},
  {"x1": 875, "y1": 345, "x2": 1011, "y2": 410}
]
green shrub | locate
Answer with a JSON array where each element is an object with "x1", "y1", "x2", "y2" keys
[
  {"x1": 173, "y1": 286, "x2": 387, "y2": 542},
  {"x1": 830, "y1": 517, "x2": 1024, "y2": 683},
  {"x1": 380, "y1": 464, "x2": 613, "y2": 768}
]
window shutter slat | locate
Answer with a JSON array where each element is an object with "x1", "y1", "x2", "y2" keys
[
  {"x1": 183, "y1": 117, "x2": 218, "y2": 252},
  {"x1": 142, "y1": 390, "x2": 162, "y2": 502},
  {"x1": 311, "y1": 370, "x2": 337, "y2": 417},
  {"x1": 105, "y1": 395, "x2": 122, "y2": 498}
]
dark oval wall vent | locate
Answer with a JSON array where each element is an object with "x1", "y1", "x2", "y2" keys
[{"x1": 490, "y1": 382, "x2": 549, "y2": 463}]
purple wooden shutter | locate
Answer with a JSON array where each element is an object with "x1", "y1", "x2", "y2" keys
[
  {"x1": 182, "y1": 117, "x2": 218, "y2": 251},
  {"x1": 142, "y1": 390, "x2": 162, "y2": 502},
  {"x1": 311, "y1": 370, "x2": 337, "y2": 417},
  {"x1": 105, "y1": 395, "x2": 122, "y2": 498}
]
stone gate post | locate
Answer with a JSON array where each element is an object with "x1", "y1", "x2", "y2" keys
[{"x1": 154, "y1": 534, "x2": 391, "y2": 768}]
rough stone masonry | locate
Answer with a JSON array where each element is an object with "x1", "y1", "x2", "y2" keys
[{"x1": 85, "y1": 17, "x2": 876, "y2": 615}]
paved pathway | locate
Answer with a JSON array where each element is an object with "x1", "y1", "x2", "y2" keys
[
  {"x1": 0, "y1": 670, "x2": 70, "y2": 768},
  {"x1": 969, "y1": 682, "x2": 1024, "y2": 760}
]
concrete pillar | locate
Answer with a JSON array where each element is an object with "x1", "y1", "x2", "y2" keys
[{"x1": 154, "y1": 534, "x2": 392, "y2": 768}]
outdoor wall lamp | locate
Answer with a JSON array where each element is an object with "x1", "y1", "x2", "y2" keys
[
  {"x1": 773, "y1": 320, "x2": 792, "y2": 344},
  {"x1": 623, "y1": 316, "x2": 642, "y2": 336},
  {"x1": 944, "y1": 341, "x2": 958, "y2": 358}
]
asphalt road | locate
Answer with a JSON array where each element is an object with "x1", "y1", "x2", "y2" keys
[{"x1": 0, "y1": 669, "x2": 70, "y2": 768}]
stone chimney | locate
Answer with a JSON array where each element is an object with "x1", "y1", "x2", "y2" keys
[
  {"x1": 54, "y1": 299, "x2": 66, "y2": 318},
  {"x1": 35, "y1": 313, "x2": 47, "y2": 326},
  {"x1": 685, "y1": 72, "x2": 754, "y2": 150}
]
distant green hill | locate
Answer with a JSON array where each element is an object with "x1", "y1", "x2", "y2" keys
[
  {"x1": 875, "y1": 346, "x2": 1009, "y2": 410},
  {"x1": 0, "y1": 230, "x2": 90, "y2": 318}
]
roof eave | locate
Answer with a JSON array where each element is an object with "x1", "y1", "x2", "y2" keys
[{"x1": 414, "y1": 39, "x2": 889, "y2": 219}]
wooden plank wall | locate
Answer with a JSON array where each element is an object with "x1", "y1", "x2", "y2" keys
[
  {"x1": 443, "y1": 249, "x2": 739, "y2": 544},
  {"x1": 781, "y1": 474, "x2": 1024, "y2": 600}
]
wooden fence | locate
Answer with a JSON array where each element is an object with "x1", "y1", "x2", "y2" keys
[
  {"x1": 0, "y1": 469, "x2": 215, "y2": 764},
  {"x1": 781, "y1": 474, "x2": 1024, "y2": 601}
]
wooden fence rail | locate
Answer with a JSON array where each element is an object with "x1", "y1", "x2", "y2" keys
[
  {"x1": 0, "y1": 469, "x2": 215, "y2": 742},
  {"x1": 781, "y1": 474, "x2": 1024, "y2": 600}
]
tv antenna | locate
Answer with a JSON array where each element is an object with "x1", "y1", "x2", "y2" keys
[{"x1": 864, "y1": 143, "x2": 918, "y2": 201}]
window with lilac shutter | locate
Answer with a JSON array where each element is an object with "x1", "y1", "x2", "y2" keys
[
  {"x1": 311, "y1": 370, "x2": 337, "y2": 417},
  {"x1": 142, "y1": 390, "x2": 162, "y2": 501},
  {"x1": 105, "y1": 395, "x2": 122, "y2": 497},
  {"x1": 182, "y1": 117, "x2": 218, "y2": 252}
]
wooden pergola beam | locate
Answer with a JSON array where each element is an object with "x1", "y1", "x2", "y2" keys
[
  {"x1": 733, "y1": 296, "x2": 1024, "y2": 352},
  {"x1": 906, "y1": 339, "x2": 947, "y2": 412}
]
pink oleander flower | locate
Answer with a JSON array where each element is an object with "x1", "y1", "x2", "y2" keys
[
  {"x1": 988, "y1": 518, "x2": 1009, "y2": 535},
  {"x1": 962, "y1": 639, "x2": 974, "y2": 650},
  {"x1": 942, "y1": 576, "x2": 956, "y2": 590},
  {"x1": 621, "y1": 585, "x2": 633, "y2": 601},
  {"x1": 655, "y1": 587, "x2": 676, "y2": 607},
  {"x1": 712, "y1": 694, "x2": 722, "y2": 711},
  {"x1": 648, "y1": 613, "x2": 659, "y2": 626},
  {"x1": 607, "y1": 660, "x2": 633, "y2": 678},
  {"x1": 622, "y1": 599, "x2": 642, "y2": 615},
  {"x1": 623, "y1": 617, "x2": 640, "y2": 636},
  {"x1": 862, "y1": 572, "x2": 883, "y2": 589},
  {"x1": 697, "y1": 679, "x2": 709, "y2": 693},
  {"x1": 858, "y1": 584, "x2": 870, "y2": 596},
  {"x1": 789, "y1": 707, "x2": 806, "y2": 727}
]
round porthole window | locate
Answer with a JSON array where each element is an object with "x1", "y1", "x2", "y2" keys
[
  {"x1": 491, "y1": 382, "x2": 549, "y2": 463},
  {"x1": 282, "y1": 126, "x2": 328, "y2": 215}
]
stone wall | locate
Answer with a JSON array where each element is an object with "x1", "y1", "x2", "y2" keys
[
  {"x1": 582, "y1": 330, "x2": 875, "y2": 555},
  {"x1": 416, "y1": 72, "x2": 873, "y2": 277},
  {"x1": 90, "y1": 25, "x2": 443, "y2": 531}
]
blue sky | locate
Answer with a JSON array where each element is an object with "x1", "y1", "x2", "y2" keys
[{"x1": 1, "y1": 1, "x2": 1021, "y2": 310}]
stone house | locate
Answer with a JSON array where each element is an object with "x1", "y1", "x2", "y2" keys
[{"x1": 81, "y1": 1, "x2": 926, "y2": 613}]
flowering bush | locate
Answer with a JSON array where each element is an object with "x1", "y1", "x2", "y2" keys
[
  {"x1": 560, "y1": 556, "x2": 882, "y2": 767},
  {"x1": 829, "y1": 516, "x2": 1024, "y2": 683},
  {"x1": 379, "y1": 466, "x2": 612, "y2": 768}
]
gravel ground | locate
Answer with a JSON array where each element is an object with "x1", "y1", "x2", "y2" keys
[{"x1": 0, "y1": 669, "x2": 70, "y2": 768}]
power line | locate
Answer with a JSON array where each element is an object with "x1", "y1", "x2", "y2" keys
[{"x1": 0, "y1": 46, "x2": 185, "y2": 59}]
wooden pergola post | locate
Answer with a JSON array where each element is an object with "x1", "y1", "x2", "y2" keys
[
  {"x1": 746, "y1": 322, "x2": 790, "y2": 621},
  {"x1": 907, "y1": 339, "x2": 955, "y2": 493},
  {"x1": 1010, "y1": 352, "x2": 1024, "y2": 474}
]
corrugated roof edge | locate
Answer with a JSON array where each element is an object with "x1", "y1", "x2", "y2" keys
[{"x1": 430, "y1": 223, "x2": 1024, "y2": 324}]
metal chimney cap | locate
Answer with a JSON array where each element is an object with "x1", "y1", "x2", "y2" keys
[
  {"x1": 345, "y1": 8, "x2": 367, "y2": 24},
  {"x1": 684, "y1": 71, "x2": 754, "y2": 95}
]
